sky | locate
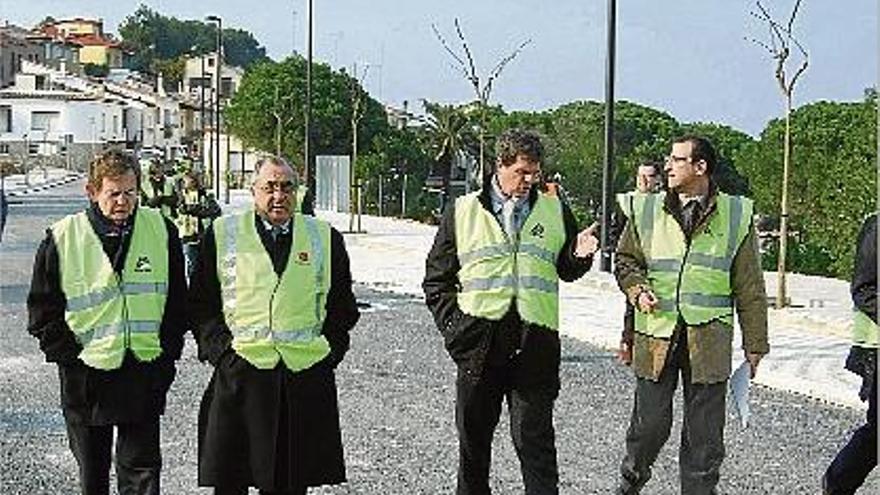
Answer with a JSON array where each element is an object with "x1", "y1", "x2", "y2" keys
[{"x1": 1, "y1": 0, "x2": 877, "y2": 136}]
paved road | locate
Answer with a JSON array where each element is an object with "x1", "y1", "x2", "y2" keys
[{"x1": 1, "y1": 181, "x2": 876, "y2": 494}]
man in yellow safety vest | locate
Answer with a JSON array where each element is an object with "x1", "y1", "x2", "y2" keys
[
  {"x1": 27, "y1": 149, "x2": 187, "y2": 494},
  {"x1": 190, "y1": 155, "x2": 359, "y2": 494},
  {"x1": 614, "y1": 135, "x2": 768, "y2": 494},
  {"x1": 613, "y1": 161, "x2": 663, "y2": 366},
  {"x1": 823, "y1": 212, "x2": 877, "y2": 494},
  {"x1": 423, "y1": 129, "x2": 599, "y2": 494}
]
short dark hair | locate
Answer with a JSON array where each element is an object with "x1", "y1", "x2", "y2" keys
[
  {"x1": 638, "y1": 160, "x2": 663, "y2": 176},
  {"x1": 495, "y1": 129, "x2": 544, "y2": 167},
  {"x1": 673, "y1": 135, "x2": 716, "y2": 175}
]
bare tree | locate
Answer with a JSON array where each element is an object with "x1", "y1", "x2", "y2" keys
[
  {"x1": 271, "y1": 84, "x2": 296, "y2": 156},
  {"x1": 748, "y1": 0, "x2": 809, "y2": 309},
  {"x1": 432, "y1": 19, "x2": 530, "y2": 180},
  {"x1": 349, "y1": 63, "x2": 369, "y2": 232}
]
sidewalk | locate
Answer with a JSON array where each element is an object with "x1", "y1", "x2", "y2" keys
[
  {"x1": 3, "y1": 166, "x2": 84, "y2": 197},
  {"x1": 229, "y1": 190, "x2": 867, "y2": 410}
]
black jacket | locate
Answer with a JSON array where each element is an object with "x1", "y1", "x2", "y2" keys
[
  {"x1": 846, "y1": 213, "x2": 877, "y2": 400},
  {"x1": 423, "y1": 184, "x2": 592, "y2": 385},
  {"x1": 27, "y1": 204, "x2": 188, "y2": 425}
]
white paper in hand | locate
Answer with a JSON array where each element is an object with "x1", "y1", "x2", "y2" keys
[{"x1": 729, "y1": 360, "x2": 751, "y2": 428}]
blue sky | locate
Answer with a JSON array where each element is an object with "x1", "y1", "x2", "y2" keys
[{"x1": 2, "y1": 0, "x2": 877, "y2": 136}]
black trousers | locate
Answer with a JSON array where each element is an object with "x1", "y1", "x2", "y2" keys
[
  {"x1": 455, "y1": 359, "x2": 558, "y2": 495},
  {"x1": 824, "y1": 377, "x2": 877, "y2": 494},
  {"x1": 618, "y1": 335, "x2": 727, "y2": 495},
  {"x1": 65, "y1": 418, "x2": 161, "y2": 495}
]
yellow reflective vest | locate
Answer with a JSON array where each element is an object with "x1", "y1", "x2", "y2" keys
[
  {"x1": 141, "y1": 178, "x2": 176, "y2": 219},
  {"x1": 52, "y1": 208, "x2": 168, "y2": 370},
  {"x1": 214, "y1": 209, "x2": 332, "y2": 371},
  {"x1": 853, "y1": 310, "x2": 879, "y2": 349},
  {"x1": 631, "y1": 192, "x2": 753, "y2": 338},
  {"x1": 454, "y1": 191, "x2": 566, "y2": 330}
]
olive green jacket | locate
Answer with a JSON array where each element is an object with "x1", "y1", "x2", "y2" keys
[{"x1": 615, "y1": 190, "x2": 769, "y2": 384}]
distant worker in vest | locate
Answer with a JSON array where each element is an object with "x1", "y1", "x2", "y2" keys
[
  {"x1": 613, "y1": 161, "x2": 663, "y2": 366},
  {"x1": 190, "y1": 155, "x2": 359, "y2": 494},
  {"x1": 823, "y1": 212, "x2": 877, "y2": 494},
  {"x1": 26, "y1": 149, "x2": 187, "y2": 495},
  {"x1": 140, "y1": 160, "x2": 179, "y2": 220},
  {"x1": 423, "y1": 129, "x2": 599, "y2": 494},
  {"x1": 614, "y1": 135, "x2": 768, "y2": 494},
  {"x1": 176, "y1": 169, "x2": 220, "y2": 283}
]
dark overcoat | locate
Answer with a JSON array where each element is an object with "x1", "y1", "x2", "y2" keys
[{"x1": 191, "y1": 213, "x2": 359, "y2": 490}]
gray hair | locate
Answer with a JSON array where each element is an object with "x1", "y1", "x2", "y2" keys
[{"x1": 251, "y1": 155, "x2": 299, "y2": 187}]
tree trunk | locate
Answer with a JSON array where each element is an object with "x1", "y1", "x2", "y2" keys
[
  {"x1": 776, "y1": 94, "x2": 792, "y2": 309},
  {"x1": 349, "y1": 118, "x2": 358, "y2": 231}
]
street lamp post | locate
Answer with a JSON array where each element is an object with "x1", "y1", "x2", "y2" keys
[
  {"x1": 206, "y1": 15, "x2": 224, "y2": 202},
  {"x1": 600, "y1": 0, "x2": 617, "y2": 272},
  {"x1": 305, "y1": 0, "x2": 314, "y2": 212},
  {"x1": 200, "y1": 51, "x2": 206, "y2": 172}
]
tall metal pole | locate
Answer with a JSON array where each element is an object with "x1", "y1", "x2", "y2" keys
[
  {"x1": 292, "y1": 10, "x2": 297, "y2": 56},
  {"x1": 207, "y1": 15, "x2": 223, "y2": 201},
  {"x1": 304, "y1": 0, "x2": 314, "y2": 212},
  {"x1": 200, "y1": 54, "x2": 206, "y2": 172},
  {"x1": 600, "y1": 0, "x2": 617, "y2": 272},
  {"x1": 217, "y1": 20, "x2": 227, "y2": 204}
]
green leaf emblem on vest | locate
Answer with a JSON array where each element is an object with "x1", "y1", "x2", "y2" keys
[
  {"x1": 530, "y1": 223, "x2": 545, "y2": 238},
  {"x1": 134, "y1": 256, "x2": 152, "y2": 273}
]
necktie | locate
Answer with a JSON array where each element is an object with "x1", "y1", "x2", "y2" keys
[
  {"x1": 682, "y1": 200, "x2": 702, "y2": 237},
  {"x1": 502, "y1": 199, "x2": 517, "y2": 240},
  {"x1": 271, "y1": 225, "x2": 283, "y2": 241}
]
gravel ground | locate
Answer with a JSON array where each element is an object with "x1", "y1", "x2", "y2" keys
[{"x1": 1, "y1": 185, "x2": 877, "y2": 494}]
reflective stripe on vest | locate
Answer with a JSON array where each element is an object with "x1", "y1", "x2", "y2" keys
[
  {"x1": 454, "y1": 191, "x2": 565, "y2": 330},
  {"x1": 632, "y1": 192, "x2": 753, "y2": 338},
  {"x1": 215, "y1": 209, "x2": 331, "y2": 371},
  {"x1": 853, "y1": 310, "x2": 879, "y2": 349},
  {"x1": 52, "y1": 209, "x2": 168, "y2": 370}
]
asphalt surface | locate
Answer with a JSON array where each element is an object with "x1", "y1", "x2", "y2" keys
[{"x1": 1, "y1": 181, "x2": 877, "y2": 494}]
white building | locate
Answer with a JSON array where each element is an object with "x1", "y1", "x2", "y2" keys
[{"x1": 0, "y1": 60, "x2": 188, "y2": 170}]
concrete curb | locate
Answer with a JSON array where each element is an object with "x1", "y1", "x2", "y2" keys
[{"x1": 5, "y1": 172, "x2": 85, "y2": 197}]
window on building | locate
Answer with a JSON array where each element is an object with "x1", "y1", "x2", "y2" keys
[
  {"x1": 0, "y1": 106, "x2": 11, "y2": 133},
  {"x1": 30, "y1": 111, "x2": 60, "y2": 132},
  {"x1": 28, "y1": 142, "x2": 39, "y2": 155},
  {"x1": 189, "y1": 77, "x2": 211, "y2": 89},
  {"x1": 0, "y1": 143, "x2": 9, "y2": 155},
  {"x1": 113, "y1": 115, "x2": 119, "y2": 135},
  {"x1": 207, "y1": 57, "x2": 215, "y2": 68},
  {"x1": 221, "y1": 78, "x2": 235, "y2": 98}
]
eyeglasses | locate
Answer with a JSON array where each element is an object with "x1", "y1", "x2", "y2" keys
[{"x1": 257, "y1": 180, "x2": 296, "y2": 194}]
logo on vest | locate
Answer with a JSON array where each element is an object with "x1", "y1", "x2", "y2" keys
[
  {"x1": 295, "y1": 251, "x2": 311, "y2": 264},
  {"x1": 530, "y1": 223, "x2": 545, "y2": 238},
  {"x1": 134, "y1": 256, "x2": 152, "y2": 273}
]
